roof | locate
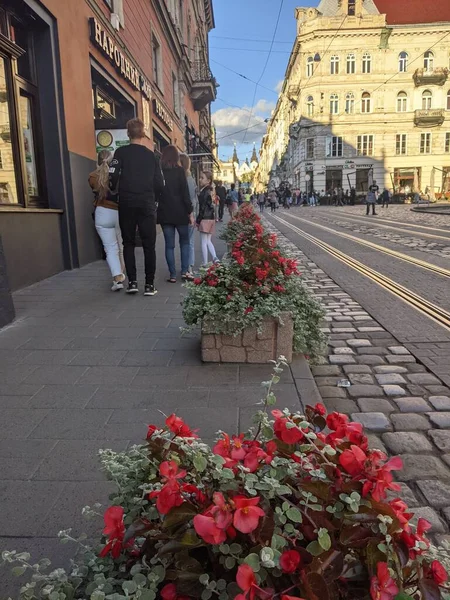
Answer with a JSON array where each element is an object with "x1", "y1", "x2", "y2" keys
[{"x1": 373, "y1": 0, "x2": 450, "y2": 24}]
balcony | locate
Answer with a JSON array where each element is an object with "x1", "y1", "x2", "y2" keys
[
  {"x1": 414, "y1": 109, "x2": 445, "y2": 127},
  {"x1": 189, "y1": 60, "x2": 217, "y2": 111},
  {"x1": 413, "y1": 67, "x2": 448, "y2": 87}
]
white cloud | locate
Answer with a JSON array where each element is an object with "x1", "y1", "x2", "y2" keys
[
  {"x1": 212, "y1": 98, "x2": 273, "y2": 145},
  {"x1": 275, "y1": 79, "x2": 284, "y2": 93}
]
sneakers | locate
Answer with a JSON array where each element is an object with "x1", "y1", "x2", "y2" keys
[
  {"x1": 111, "y1": 280, "x2": 124, "y2": 292},
  {"x1": 144, "y1": 284, "x2": 157, "y2": 296},
  {"x1": 126, "y1": 281, "x2": 139, "y2": 294}
]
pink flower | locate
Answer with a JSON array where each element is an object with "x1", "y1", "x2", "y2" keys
[
  {"x1": 193, "y1": 514, "x2": 227, "y2": 545},
  {"x1": 233, "y1": 495, "x2": 265, "y2": 533},
  {"x1": 99, "y1": 506, "x2": 127, "y2": 559},
  {"x1": 430, "y1": 560, "x2": 448, "y2": 584},
  {"x1": 370, "y1": 563, "x2": 398, "y2": 600}
]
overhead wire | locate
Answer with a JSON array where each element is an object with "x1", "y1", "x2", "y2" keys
[{"x1": 210, "y1": 59, "x2": 279, "y2": 95}]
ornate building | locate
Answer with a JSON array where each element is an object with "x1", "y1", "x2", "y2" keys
[
  {"x1": 255, "y1": 0, "x2": 450, "y2": 197},
  {"x1": 214, "y1": 142, "x2": 259, "y2": 188}
]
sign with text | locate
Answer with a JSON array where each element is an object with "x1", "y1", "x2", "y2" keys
[{"x1": 153, "y1": 98, "x2": 174, "y2": 131}]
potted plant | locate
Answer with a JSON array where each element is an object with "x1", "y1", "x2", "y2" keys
[
  {"x1": 2, "y1": 359, "x2": 449, "y2": 600},
  {"x1": 182, "y1": 205, "x2": 326, "y2": 364}
]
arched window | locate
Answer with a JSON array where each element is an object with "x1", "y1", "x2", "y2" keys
[
  {"x1": 424, "y1": 51, "x2": 434, "y2": 71},
  {"x1": 422, "y1": 89, "x2": 432, "y2": 110},
  {"x1": 330, "y1": 93, "x2": 339, "y2": 114},
  {"x1": 347, "y1": 53, "x2": 356, "y2": 74},
  {"x1": 345, "y1": 92, "x2": 355, "y2": 114},
  {"x1": 397, "y1": 92, "x2": 407, "y2": 112},
  {"x1": 361, "y1": 92, "x2": 371, "y2": 113},
  {"x1": 398, "y1": 51, "x2": 408, "y2": 72},
  {"x1": 362, "y1": 52, "x2": 372, "y2": 74},
  {"x1": 330, "y1": 55, "x2": 340, "y2": 75},
  {"x1": 447, "y1": 90, "x2": 450, "y2": 110},
  {"x1": 306, "y1": 95, "x2": 314, "y2": 117},
  {"x1": 306, "y1": 56, "x2": 314, "y2": 77}
]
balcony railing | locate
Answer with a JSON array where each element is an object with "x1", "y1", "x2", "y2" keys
[
  {"x1": 414, "y1": 109, "x2": 445, "y2": 127},
  {"x1": 192, "y1": 60, "x2": 214, "y2": 83},
  {"x1": 190, "y1": 60, "x2": 217, "y2": 111},
  {"x1": 413, "y1": 67, "x2": 448, "y2": 87}
]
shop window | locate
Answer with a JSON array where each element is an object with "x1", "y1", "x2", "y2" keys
[
  {"x1": 152, "y1": 35, "x2": 163, "y2": 91},
  {"x1": 396, "y1": 134, "x2": 407, "y2": 155},
  {"x1": 356, "y1": 168, "x2": 370, "y2": 192},
  {"x1": 397, "y1": 92, "x2": 407, "y2": 112},
  {"x1": 10, "y1": 17, "x2": 34, "y2": 83},
  {"x1": 19, "y1": 91, "x2": 39, "y2": 197},
  {"x1": 357, "y1": 134, "x2": 374, "y2": 156},
  {"x1": 420, "y1": 132, "x2": 432, "y2": 154},
  {"x1": 422, "y1": 90, "x2": 432, "y2": 110},
  {"x1": 326, "y1": 169, "x2": 342, "y2": 191},
  {"x1": 347, "y1": 53, "x2": 355, "y2": 74},
  {"x1": 0, "y1": 57, "x2": 19, "y2": 204},
  {"x1": 91, "y1": 66, "x2": 136, "y2": 130},
  {"x1": 398, "y1": 52, "x2": 408, "y2": 72},
  {"x1": 361, "y1": 92, "x2": 371, "y2": 113},
  {"x1": 362, "y1": 53, "x2": 372, "y2": 74}
]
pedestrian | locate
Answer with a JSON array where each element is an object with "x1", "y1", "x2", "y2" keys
[
  {"x1": 258, "y1": 192, "x2": 265, "y2": 213},
  {"x1": 269, "y1": 189, "x2": 277, "y2": 213},
  {"x1": 158, "y1": 145, "x2": 194, "y2": 284},
  {"x1": 381, "y1": 187, "x2": 391, "y2": 208},
  {"x1": 88, "y1": 150, "x2": 125, "y2": 291},
  {"x1": 283, "y1": 187, "x2": 291, "y2": 209},
  {"x1": 216, "y1": 180, "x2": 227, "y2": 222},
  {"x1": 336, "y1": 187, "x2": 344, "y2": 207},
  {"x1": 238, "y1": 189, "x2": 244, "y2": 206},
  {"x1": 244, "y1": 190, "x2": 251, "y2": 203},
  {"x1": 229, "y1": 182, "x2": 239, "y2": 217},
  {"x1": 350, "y1": 187, "x2": 356, "y2": 205},
  {"x1": 197, "y1": 171, "x2": 219, "y2": 265},
  {"x1": 109, "y1": 118, "x2": 164, "y2": 296},
  {"x1": 365, "y1": 180, "x2": 379, "y2": 216},
  {"x1": 180, "y1": 153, "x2": 198, "y2": 274}
]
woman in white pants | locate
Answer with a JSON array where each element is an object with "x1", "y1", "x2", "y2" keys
[
  {"x1": 197, "y1": 171, "x2": 219, "y2": 265},
  {"x1": 88, "y1": 150, "x2": 125, "y2": 291}
]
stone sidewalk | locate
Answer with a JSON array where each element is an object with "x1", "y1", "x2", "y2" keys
[{"x1": 0, "y1": 229, "x2": 316, "y2": 598}]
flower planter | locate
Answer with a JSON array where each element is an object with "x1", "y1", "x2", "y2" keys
[{"x1": 201, "y1": 312, "x2": 293, "y2": 363}]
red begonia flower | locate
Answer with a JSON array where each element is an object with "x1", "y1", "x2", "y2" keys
[
  {"x1": 193, "y1": 513, "x2": 227, "y2": 545},
  {"x1": 99, "y1": 506, "x2": 126, "y2": 559},
  {"x1": 236, "y1": 563, "x2": 257, "y2": 592},
  {"x1": 233, "y1": 495, "x2": 265, "y2": 533},
  {"x1": 159, "y1": 460, "x2": 186, "y2": 481},
  {"x1": 370, "y1": 562, "x2": 398, "y2": 600},
  {"x1": 160, "y1": 584, "x2": 177, "y2": 600},
  {"x1": 339, "y1": 445, "x2": 367, "y2": 477},
  {"x1": 155, "y1": 480, "x2": 184, "y2": 515},
  {"x1": 272, "y1": 410, "x2": 303, "y2": 445},
  {"x1": 279, "y1": 549, "x2": 302, "y2": 573},
  {"x1": 166, "y1": 414, "x2": 197, "y2": 438},
  {"x1": 430, "y1": 560, "x2": 448, "y2": 584}
]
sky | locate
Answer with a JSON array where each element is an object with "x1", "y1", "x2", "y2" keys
[{"x1": 210, "y1": 0, "x2": 320, "y2": 163}]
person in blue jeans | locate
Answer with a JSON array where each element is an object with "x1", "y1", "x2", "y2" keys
[
  {"x1": 180, "y1": 153, "x2": 198, "y2": 274},
  {"x1": 157, "y1": 145, "x2": 194, "y2": 283}
]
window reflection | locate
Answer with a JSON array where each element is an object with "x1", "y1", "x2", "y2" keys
[
  {"x1": 0, "y1": 57, "x2": 19, "y2": 204},
  {"x1": 19, "y1": 92, "x2": 39, "y2": 196}
]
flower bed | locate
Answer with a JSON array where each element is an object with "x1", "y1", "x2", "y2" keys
[
  {"x1": 2, "y1": 359, "x2": 450, "y2": 600},
  {"x1": 182, "y1": 205, "x2": 326, "y2": 363}
]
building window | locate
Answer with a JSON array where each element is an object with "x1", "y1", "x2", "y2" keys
[
  {"x1": 103, "y1": 0, "x2": 113, "y2": 9},
  {"x1": 306, "y1": 56, "x2": 314, "y2": 77},
  {"x1": 348, "y1": 0, "x2": 356, "y2": 15},
  {"x1": 447, "y1": 90, "x2": 450, "y2": 110},
  {"x1": 422, "y1": 90, "x2": 432, "y2": 110},
  {"x1": 445, "y1": 132, "x2": 450, "y2": 153},
  {"x1": 361, "y1": 92, "x2": 371, "y2": 113},
  {"x1": 396, "y1": 134, "x2": 407, "y2": 155},
  {"x1": 152, "y1": 35, "x2": 163, "y2": 90},
  {"x1": 306, "y1": 138, "x2": 314, "y2": 159},
  {"x1": 347, "y1": 53, "x2": 356, "y2": 74},
  {"x1": 330, "y1": 93, "x2": 339, "y2": 115},
  {"x1": 399, "y1": 51, "x2": 408, "y2": 72},
  {"x1": 345, "y1": 92, "x2": 355, "y2": 114},
  {"x1": 330, "y1": 55, "x2": 340, "y2": 75},
  {"x1": 306, "y1": 95, "x2": 314, "y2": 117},
  {"x1": 397, "y1": 92, "x2": 407, "y2": 112},
  {"x1": 0, "y1": 149, "x2": 2, "y2": 169},
  {"x1": 172, "y1": 72, "x2": 180, "y2": 116},
  {"x1": 420, "y1": 132, "x2": 432, "y2": 154},
  {"x1": 424, "y1": 50, "x2": 434, "y2": 72},
  {"x1": 326, "y1": 136, "x2": 343, "y2": 157},
  {"x1": 357, "y1": 134, "x2": 374, "y2": 156},
  {"x1": 362, "y1": 52, "x2": 372, "y2": 74}
]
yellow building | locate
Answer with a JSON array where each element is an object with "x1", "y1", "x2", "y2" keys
[{"x1": 255, "y1": 0, "x2": 450, "y2": 198}]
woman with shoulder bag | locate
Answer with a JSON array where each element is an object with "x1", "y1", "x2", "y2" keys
[
  {"x1": 88, "y1": 150, "x2": 125, "y2": 291},
  {"x1": 197, "y1": 171, "x2": 219, "y2": 266}
]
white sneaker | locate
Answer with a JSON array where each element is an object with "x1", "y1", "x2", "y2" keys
[{"x1": 111, "y1": 279, "x2": 124, "y2": 291}]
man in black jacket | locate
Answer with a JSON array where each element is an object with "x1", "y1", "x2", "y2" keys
[
  {"x1": 109, "y1": 118, "x2": 164, "y2": 296},
  {"x1": 215, "y1": 181, "x2": 227, "y2": 222}
]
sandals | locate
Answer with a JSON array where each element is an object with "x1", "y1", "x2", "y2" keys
[
  {"x1": 167, "y1": 278, "x2": 177, "y2": 283},
  {"x1": 182, "y1": 273, "x2": 195, "y2": 282}
]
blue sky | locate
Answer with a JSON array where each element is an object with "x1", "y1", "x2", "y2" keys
[{"x1": 210, "y1": 0, "x2": 319, "y2": 162}]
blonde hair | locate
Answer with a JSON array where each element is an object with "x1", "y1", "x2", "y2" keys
[
  {"x1": 179, "y1": 153, "x2": 191, "y2": 175},
  {"x1": 94, "y1": 150, "x2": 112, "y2": 201}
]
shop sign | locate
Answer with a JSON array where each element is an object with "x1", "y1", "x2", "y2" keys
[
  {"x1": 153, "y1": 98, "x2": 174, "y2": 131},
  {"x1": 343, "y1": 160, "x2": 355, "y2": 170},
  {"x1": 95, "y1": 129, "x2": 129, "y2": 153},
  {"x1": 356, "y1": 163, "x2": 373, "y2": 169},
  {"x1": 305, "y1": 162, "x2": 314, "y2": 172},
  {"x1": 89, "y1": 17, "x2": 151, "y2": 100}
]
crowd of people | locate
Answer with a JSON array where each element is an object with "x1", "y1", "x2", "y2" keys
[{"x1": 88, "y1": 117, "x2": 220, "y2": 295}]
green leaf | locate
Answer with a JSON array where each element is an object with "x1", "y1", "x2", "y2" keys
[
  {"x1": 229, "y1": 543, "x2": 242, "y2": 554},
  {"x1": 225, "y1": 556, "x2": 235, "y2": 570},
  {"x1": 132, "y1": 573, "x2": 147, "y2": 587},
  {"x1": 286, "y1": 507, "x2": 302, "y2": 523},
  {"x1": 11, "y1": 566, "x2": 26, "y2": 577},
  {"x1": 162, "y1": 503, "x2": 197, "y2": 530},
  {"x1": 219, "y1": 544, "x2": 230, "y2": 555},
  {"x1": 139, "y1": 593, "x2": 156, "y2": 600},
  {"x1": 306, "y1": 541, "x2": 324, "y2": 556},
  {"x1": 201, "y1": 591, "x2": 212, "y2": 600},
  {"x1": 199, "y1": 574, "x2": 209, "y2": 585},
  {"x1": 318, "y1": 528, "x2": 331, "y2": 551},
  {"x1": 395, "y1": 594, "x2": 415, "y2": 600},
  {"x1": 122, "y1": 581, "x2": 137, "y2": 594},
  {"x1": 194, "y1": 454, "x2": 207, "y2": 472},
  {"x1": 221, "y1": 468, "x2": 235, "y2": 479},
  {"x1": 244, "y1": 553, "x2": 260, "y2": 571},
  {"x1": 271, "y1": 534, "x2": 287, "y2": 550}
]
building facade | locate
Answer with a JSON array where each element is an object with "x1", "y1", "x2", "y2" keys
[
  {"x1": 214, "y1": 142, "x2": 259, "y2": 188},
  {"x1": 0, "y1": 0, "x2": 216, "y2": 292},
  {"x1": 255, "y1": 0, "x2": 450, "y2": 198}
]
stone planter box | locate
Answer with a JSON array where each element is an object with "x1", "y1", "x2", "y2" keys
[{"x1": 201, "y1": 312, "x2": 293, "y2": 364}]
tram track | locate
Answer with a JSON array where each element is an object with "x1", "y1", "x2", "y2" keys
[
  {"x1": 270, "y1": 213, "x2": 450, "y2": 332},
  {"x1": 304, "y1": 211, "x2": 450, "y2": 242},
  {"x1": 276, "y1": 212, "x2": 450, "y2": 280}
]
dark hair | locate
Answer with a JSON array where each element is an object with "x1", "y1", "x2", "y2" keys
[
  {"x1": 127, "y1": 118, "x2": 145, "y2": 140},
  {"x1": 161, "y1": 145, "x2": 180, "y2": 169},
  {"x1": 201, "y1": 170, "x2": 213, "y2": 185},
  {"x1": 231, "y1": 183, "x2": 235, "y2": 190}
]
